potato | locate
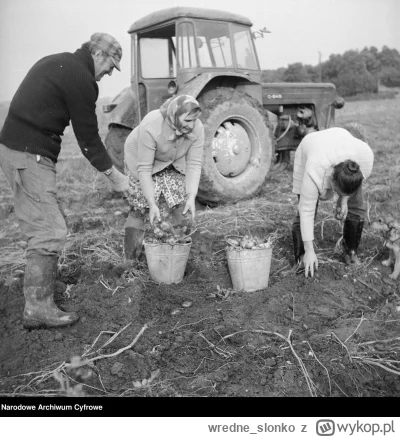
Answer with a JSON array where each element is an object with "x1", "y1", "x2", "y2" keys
[
  {"x1": 161, "y1": 210, "x2": 170, "y2": 219},
  {"x1": 160, "y1": 221, "x2": 172, "y2": 232},
  {"x1": 154, "y1": 228, "x2": 165, "y2": 238}
]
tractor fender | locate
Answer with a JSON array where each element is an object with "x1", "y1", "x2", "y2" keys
[
  {"x1": 105, "y1": 87, "x2": 139, "y2": 129},
  {"x1": 179, "y1": 72, "x2": 259, "y2": 100}
]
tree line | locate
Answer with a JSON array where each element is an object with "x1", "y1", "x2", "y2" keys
[{"x1": 261, "y1": 46, "x2": 400, "y2": 96}]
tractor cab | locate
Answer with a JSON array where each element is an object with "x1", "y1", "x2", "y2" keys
[{"x1": 127, "y1": 7, "x2": 261, "y2": 119}]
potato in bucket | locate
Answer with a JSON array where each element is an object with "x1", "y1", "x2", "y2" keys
[
  {"x1": 144, "y1": 219, "x2": 195, "y2": 284},
  {"x1": 225, "y1": 235, "x2": 273, "y2": 292}
]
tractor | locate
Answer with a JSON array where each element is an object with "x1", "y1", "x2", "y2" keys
[{"x1": 104, "y1": 7, "x2": 344, "y2": 204}]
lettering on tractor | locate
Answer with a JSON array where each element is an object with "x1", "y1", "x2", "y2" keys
[{"x1": 104, "y1": 6, "x2": 344, "y2": 205}]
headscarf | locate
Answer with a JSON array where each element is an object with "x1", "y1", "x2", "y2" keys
[{"x1": 160, "y1": 95, "x2": 201, "y2": 139}]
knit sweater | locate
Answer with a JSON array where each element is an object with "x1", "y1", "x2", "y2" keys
[
  {"x1": 0, "y1": 46, "x2": 112, "y2": 172},
  {"x1": 293, "y1": 127, "x2": 374, "y2": 241},
  {"x1": 124, "y1": 109, "x2": 204, "y2": 200}
]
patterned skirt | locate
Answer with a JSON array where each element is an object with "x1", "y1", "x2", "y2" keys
[{"x1": 124, "y1": 162, "x2": 186, "y2": 218}]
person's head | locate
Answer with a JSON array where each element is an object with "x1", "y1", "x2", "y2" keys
[
  {"x1": 86, "y1": 33, "x2": 122, "y2": 81},
  {"x1": 332, "y1": 160, "x2": 364, "y2": 196},
  {"x1": 160, "y1": 95, "x2": 202, "y2": 135}
]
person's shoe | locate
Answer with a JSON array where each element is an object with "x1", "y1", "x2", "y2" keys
[
  {"x1": 342, "y1": 218, "x2": 364, "y2": 266},
  {"x1": 343, "y1": 250, "x2": 361, "y2": 266},
  {"x1": 23, "y1": 255, "x2": 79, "y2": 329}
]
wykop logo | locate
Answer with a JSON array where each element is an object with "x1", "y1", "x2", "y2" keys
[{"x1": 316, "y1": 420, "x2": 335, "y2": 436}]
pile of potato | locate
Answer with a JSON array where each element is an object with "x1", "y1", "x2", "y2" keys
[
  {"x1": 226, "y1": 235, "x2": 272, "y2": 251},
  {"x1": 145, "y1": 220, "x2": 192, "y2": 246}
]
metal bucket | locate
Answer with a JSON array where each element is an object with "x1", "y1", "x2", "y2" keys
[
  {"x1": 226, "y1": 247, "x2": 272, "y2": 292},
  {"x1": 144, "y1": 241, "x2": 192, "y2": 284}
]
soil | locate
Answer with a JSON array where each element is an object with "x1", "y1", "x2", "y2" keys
[
  {"x1": 1, "y1": 94, "x2": 400, "y2": 400},
  {"x1": 1, "y1": 173, "x2": 400, "y2": 399}
]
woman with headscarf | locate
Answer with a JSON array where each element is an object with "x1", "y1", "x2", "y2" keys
[{"x1": 123, "y1": 94, "x2": 204, "y2": 260}]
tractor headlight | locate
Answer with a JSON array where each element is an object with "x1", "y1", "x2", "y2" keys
[{"x1": 332, "y1": 96, "x2": 345, "y2": 109}]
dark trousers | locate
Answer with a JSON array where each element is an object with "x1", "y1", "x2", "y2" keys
[{"x1": 292, "y1": 185, "x2": 365, "y2": 231}]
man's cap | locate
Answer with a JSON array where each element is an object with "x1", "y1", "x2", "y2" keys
[{"x1": 90, "y1": 32, "x2": 122, "y2": 71}]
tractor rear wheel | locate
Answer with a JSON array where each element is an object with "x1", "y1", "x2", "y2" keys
[
  {"x1": 104, "y1": 124, "x2": 132, "y2": 173},
  {"x1": 197, "y1": 88, "x2": 275, "y2": 204}
]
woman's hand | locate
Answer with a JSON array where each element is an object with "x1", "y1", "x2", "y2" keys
[
  {"x1": 303, "y1": 241, "x2": 318, "y2": 277},
  {"x1": 148, "y1": 203, "x2": 161, "y2": 226},
  {"x1": 335, "y1": 196, "x2": 349, "y2": 221},
  {"x1": 182, "y1": 193, "x2": 196, "y2": 221}
]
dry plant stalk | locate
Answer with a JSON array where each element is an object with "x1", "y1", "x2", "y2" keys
[
  {"x1": 67, "y1": 323, "x2": 148, "y2": 367},
  {"x1": 7, "y1": 323, "x2": 148, "y2": 396},
  {"x1": 306, "y1": 341, "x2": 332, "y2": 396},
  {"x1": 253, "y1": 329, "x2": 317, "y2": 397}
]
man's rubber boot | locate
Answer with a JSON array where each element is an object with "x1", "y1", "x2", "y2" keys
[
  {"x1": 292, "y1": 221, "x2": 305, "y2": 265},
  {"x1": 23, "y1": 255, "x2": 79, "y2": 329},
  {"x1": 342, "y1": 218, "x2": 364, "y2": 265},
  {"x1": 124, "y1": 227, "x2": 145, "y2": 260}
]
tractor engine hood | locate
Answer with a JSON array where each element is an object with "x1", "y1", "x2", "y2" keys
[{"x1": 262, "y1": 82, "x2": 340, "y2": 107}]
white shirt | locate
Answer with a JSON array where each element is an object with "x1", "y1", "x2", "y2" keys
[{"x1": 292, "y1": 127, "x2": 374, "y2": 241}]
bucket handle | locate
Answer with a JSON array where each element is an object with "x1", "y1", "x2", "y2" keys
[{"x1": 173, "y1": 227, "x2": 197, "y2": 244}]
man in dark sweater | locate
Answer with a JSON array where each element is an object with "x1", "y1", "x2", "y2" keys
[{"x1": 0, "y1": 33, "x2": 133, "y2": 329}]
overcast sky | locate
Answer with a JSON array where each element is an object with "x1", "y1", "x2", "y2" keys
[{"x1": 0, "y1": 0, "x2": 399, "y2": 102}]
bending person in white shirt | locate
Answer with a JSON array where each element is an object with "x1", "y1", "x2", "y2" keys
[{"x1": 292, "y1": 126, "x2": 374, "y2": 278}]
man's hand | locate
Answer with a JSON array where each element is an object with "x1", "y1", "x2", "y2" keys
[
  {"x1": 103, "y1": 166, "x2": 134, "y2": 197},
  {"x1": 335, "y1": 196, "x2": 349, "y2": 221},
  {"x1": 303, "y1": 241, "x2": 318, "y2": 277},
  {"x1": 182, "y1": 193, "x2": 196, "y2": 221}
]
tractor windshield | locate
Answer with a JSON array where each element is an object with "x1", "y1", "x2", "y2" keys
[
  {"x1": 231, "y1": 24, "x2": 258, "y2": 70},
  {"x1": 187, "y1": 21, "x2": 257, "y2": 69},
  {"x1": 194, "y1": 21, "x2": 232, "y2": 68}
]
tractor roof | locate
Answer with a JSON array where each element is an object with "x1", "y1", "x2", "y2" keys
[{"x1": 128, "y1": 7, "x2": 252, "y2": 33}]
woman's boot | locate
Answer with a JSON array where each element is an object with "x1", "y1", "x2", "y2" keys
[
  {"x1": 23, "y1": 255, "x2": 79, "y2": 329},
  {"x1": 292, "y1": 218, "x2": 305, "y2": 265},
  {"x1": 124, "y1": 227, "x2": 145, "y2": 260},
  {"x1": 124, "y1": 212, "x2": 145, "y2": 260},
  {"x1": 342, "y1": 218, "x2": 364, "y2": 265}
]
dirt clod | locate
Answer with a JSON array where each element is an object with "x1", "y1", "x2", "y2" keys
[{"x1": 111, "y1": 362, "x2": 124, "y2": 375}]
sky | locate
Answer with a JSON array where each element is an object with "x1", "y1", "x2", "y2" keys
[{"x1": 0, "y1": 0, "x2": 399, "y2": 102}]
